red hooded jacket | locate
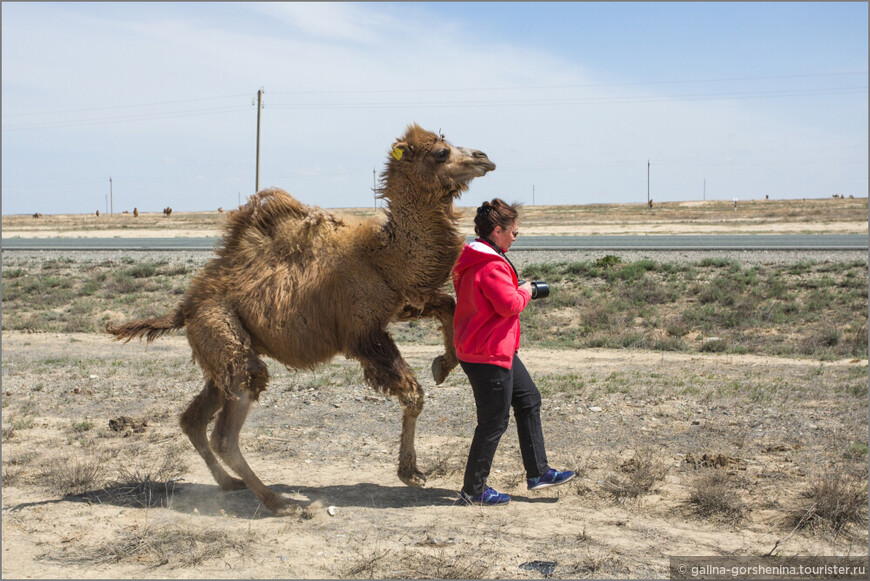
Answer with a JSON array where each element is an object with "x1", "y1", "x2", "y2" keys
[{"x1": 452, "y1": 240, "x2": 532, "y2": 369}]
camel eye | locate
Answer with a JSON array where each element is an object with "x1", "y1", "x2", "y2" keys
[{"x1": 434, "y1": 148, "x2": 450, "y2": 163}]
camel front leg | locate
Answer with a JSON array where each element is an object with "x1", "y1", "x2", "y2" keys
[
  {"x1": 397, "y1": 387, "x2": 425, "y2": 487},
  {"x1": 395, "y1": 291, "x2": 458, "y2": 385},
  {"x1": 352, "y1": 330, "x2": 426, "y2": 486}
]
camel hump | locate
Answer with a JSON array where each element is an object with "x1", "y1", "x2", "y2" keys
[
  {"x1": 246, "y1": 188, "x2": 309, "y2": 219},
  {"x1": 219, "y1": 188, "x2": 346, "y2": 257}
]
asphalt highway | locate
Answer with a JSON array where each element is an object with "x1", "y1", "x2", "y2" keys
[{"x1": 1, "y1": 234, "x2": 866, "y2": 252}]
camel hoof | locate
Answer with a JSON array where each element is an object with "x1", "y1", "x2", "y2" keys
[
  {"x1": 218, "y1": 477, "x2": 247, "y2": 491},
  {"x1": 274, "y1": 503, "x2": 316, "y2": 519},
  {"x1": 431, "y1": 355, "x2": 450, "y2": 385},
  {"x1": 272, "y1": 504, "x2": 300, "y2": 517},
  {"x1": 399, "y1": 470, "x2": 427, "y2": 487}
]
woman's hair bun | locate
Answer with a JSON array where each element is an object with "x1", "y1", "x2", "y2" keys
[{"x1": 473, "y1": 198, "x2": 520, "y2": 238}]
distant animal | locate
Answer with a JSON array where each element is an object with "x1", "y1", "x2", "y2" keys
[
  {"x1": 218, "y1": 207, "x2": 224, "y2": 213},
  {"x1": 107, "y1": 124, "x2": 496, "y2": 516},
  {"x1": 133, "y1": 208, "x2": 139, "y2": 217},
  {"x1": 96, "y1": 210, "x2": 101, "y2": 217},
  {"x1": 648, "y1": 199, "x2": 654, "y2": 209},
  {"x1": 163, "y1": 207, "x2": 172, "y2": 217},
  {"x1": 32, "y1": 212, "x2": 42, "y2": 218}
]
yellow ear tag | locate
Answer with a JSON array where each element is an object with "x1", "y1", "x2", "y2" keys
[{"x1": 391, "y1": 147, "x2": 403, "y2": 161}]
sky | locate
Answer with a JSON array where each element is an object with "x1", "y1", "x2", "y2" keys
[{"x1": 2, "y1": 1, "x2": 867, "y2": 215}]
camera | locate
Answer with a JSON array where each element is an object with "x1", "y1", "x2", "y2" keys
[{"x1": 518, "y1": 279, "x2": 550, "y2": 300}]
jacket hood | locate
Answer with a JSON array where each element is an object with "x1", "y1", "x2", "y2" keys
[{"x1": 453, "y1": 240, "x2": 509, "y2": 277}]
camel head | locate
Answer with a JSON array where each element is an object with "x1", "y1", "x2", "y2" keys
[{"x1": 383, "y1": 124, "x2": 496, "y2": 202}]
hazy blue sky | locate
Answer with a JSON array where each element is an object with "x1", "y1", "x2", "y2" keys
[{"x1": 2, "y1": 2, "x2": 867, "y2": 215}]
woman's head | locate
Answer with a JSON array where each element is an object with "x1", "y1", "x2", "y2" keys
[{"x1": 474, "y1": 198, "x2": 521, "y2": 252}]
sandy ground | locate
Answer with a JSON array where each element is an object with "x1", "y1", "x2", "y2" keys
[
  {"x1": 2, "y1": 199, "x2": 867, "y2": 577},
  {"x1": 2, "y1": 332, "x2": 866, "y2": 579}
]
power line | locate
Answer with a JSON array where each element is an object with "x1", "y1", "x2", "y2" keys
[
  {"x1": 2, "y1": 93, "x2": 252, "y2": 118},
  {"x1": 265, "y1": 86, "x2": 867, "y2": 111},
  {"x1": 2, "y1": 105, "x2": 251, "y2": 131},
  {"x1": 267, "y1": 70, "x2": 868, "y2": 96},
  {"x1": 5, "y1": 70, "x2": 865, "y2": 122}
]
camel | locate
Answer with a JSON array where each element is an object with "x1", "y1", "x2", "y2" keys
[
  {"x1": 107, "y1": 124, "x2": 495, "y2": 515},
  {"x1": 163, "y1": 206, "x2": 172, "y2": 217}
]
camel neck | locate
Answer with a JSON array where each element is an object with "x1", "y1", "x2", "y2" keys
[{"x1": 378, "y1": 194, "x2": 464, "y2": 292}]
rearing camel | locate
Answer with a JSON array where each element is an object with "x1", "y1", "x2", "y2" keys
[{"x1": 107, "y1": 124, "x2": 495, "y2": 515}]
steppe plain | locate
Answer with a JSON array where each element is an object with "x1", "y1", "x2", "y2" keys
[{"x1": 2, "y1": 197, "x2": 868, "y2": 579}]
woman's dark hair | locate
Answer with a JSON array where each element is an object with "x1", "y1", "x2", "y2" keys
[{"x1": 474, "y1": 198, "x2": 521, "y2": 239}]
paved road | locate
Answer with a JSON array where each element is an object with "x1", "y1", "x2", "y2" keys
[{"x1": 2, "y1": 234, "x2": 866, "y2": 251}]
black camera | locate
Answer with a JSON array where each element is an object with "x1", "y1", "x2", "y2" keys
[{"x1": 518, "y1": 279, "x2": 550, "y2": 300}]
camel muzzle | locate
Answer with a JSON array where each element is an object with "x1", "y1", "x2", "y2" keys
[{"x1": 459, "y1": 148, "x2": 496, "y2": 175}]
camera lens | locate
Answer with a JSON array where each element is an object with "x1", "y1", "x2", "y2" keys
[{"x1": 531, "y1": 281, "x2": 549, "y2": 299}]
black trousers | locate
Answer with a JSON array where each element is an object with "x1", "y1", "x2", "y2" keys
[{"x1": 460, "y1": 354, "x2": 549, "y2": 496}]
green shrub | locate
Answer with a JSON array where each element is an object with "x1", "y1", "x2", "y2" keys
[
  {"x1": 699, "y1": 257, "x2": 738, "y2": 269},
  {"x1": 594, "y1": 255, "x2": 622, "y2": 269}
]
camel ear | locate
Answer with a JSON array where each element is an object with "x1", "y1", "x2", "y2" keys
[{"x1": 390, "y1": 142, "x2": 413, "y2": 161}]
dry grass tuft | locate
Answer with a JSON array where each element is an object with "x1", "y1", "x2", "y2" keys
[
  {"x1": 687, "y1": 468, "x2": 746, "y2": 521},
  {"x1": 601, "y1": 447, "x2": 668, "y2": 501},
  {"x1": 2, "y1": 452, "x2": 36, "y2": 487},
  {"x1": 338, "y1": 544, "x2": 491, "y2": 579},
  {"x1": 789, "y1": 465, "x2": 868, "y2": 534},
  {"x1": 570, "y1": 546, "x2": 620, "y2": 578},
  {"x1": 43, "y1": 523, "x2": 249, "y2": 569},
  {"x1": 2, "y1": 426, "x2": 16, "y2": 442},
  {"x1": 94, "y1": 447, "x2": 188, "y2": 508},
  {"x1": 425, "y1": 445, "x2": 467, "y2": 481},
  {"x1": 42, "y1": 455, "x2": 106, "y2": 496},
  {"x1": 392, "y1": 547, "x2": 490, "y2": 579}
]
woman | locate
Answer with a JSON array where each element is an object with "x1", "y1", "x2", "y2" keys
[{"x1": 452, "y1": 198, "x2": 575, "y2": 506}]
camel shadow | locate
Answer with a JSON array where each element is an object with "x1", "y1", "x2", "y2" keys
[{"x1": 5, "y1": 481, "x2": 558, "y2": 519}]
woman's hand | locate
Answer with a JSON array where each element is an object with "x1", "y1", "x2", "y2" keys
[{"x1": 519, "y1": 280, "x2": 533, "y2": 294}]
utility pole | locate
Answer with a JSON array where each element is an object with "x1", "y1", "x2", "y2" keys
[
  {"x1": 109, "y1": 176, "x2": 113, "y2": 215},
  {"x1": 255, "y1": 88, "x2": 264, "y2": 193},
  {"x1": 703, "y1": 179, "x2": 706, "y2": 201},
  {"x1": 373, "y1": 167, "x2": 377, "y2": 209},
  {"x1": 238, "y1": 192, "x2": 241, "y2": 207},
  {"x1": 532, "y1": 184, "x2": 535, "y2": 206}
]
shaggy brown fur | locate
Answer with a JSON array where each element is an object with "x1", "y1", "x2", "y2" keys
[{"x1": 107, "y1": 124, "x2": 495, "y2": 516}]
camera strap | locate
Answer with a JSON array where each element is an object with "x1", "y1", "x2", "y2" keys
[{"x1": 476, "y1": 238, "x2": 519, "y2": 281}]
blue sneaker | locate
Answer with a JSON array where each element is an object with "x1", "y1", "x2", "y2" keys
[
  {"x1": 459, "y1": 487, "x2": 511, "y2": 506},
  {"x1": 527, "y1": 468, "x2": 576, "y2": 490}
]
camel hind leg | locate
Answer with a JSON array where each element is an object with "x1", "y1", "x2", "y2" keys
[
  {"x1": 179, "y1": 380, "x2": 246, "y2": 491},
  {"x1": 395, "y1": 291, "x2": 458, "y2": 385},
  {"x1": 352, "y1": 329, "x2": 426, "y2": 487},
  {"x1": 184, "y1": 303, "x2": 296, "y2": 515},
  {"x1": 209, "y1": 363, "x2": 302, "y2": 516}
]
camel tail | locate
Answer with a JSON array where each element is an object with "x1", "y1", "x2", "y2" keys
[{"x1": 106, "y1": 307, "x2": 185, "y2": 344}]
